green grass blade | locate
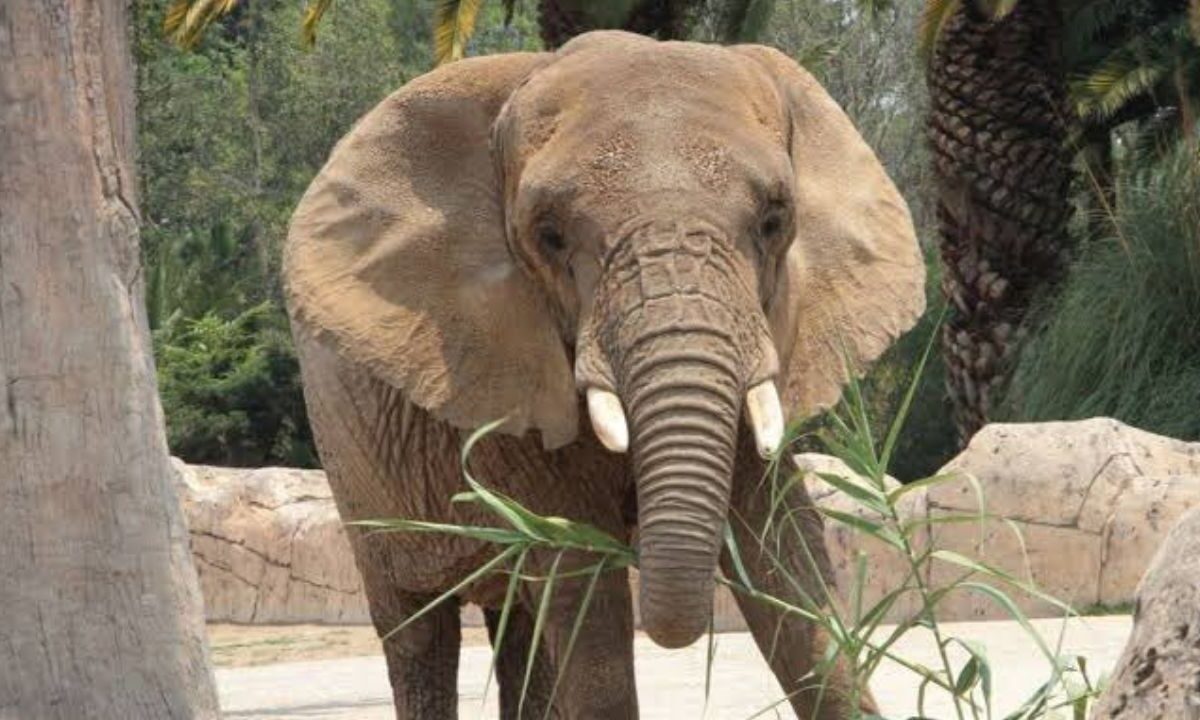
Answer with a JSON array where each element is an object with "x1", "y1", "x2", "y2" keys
[
  {"x1": 381, "y1": 544, "x2": 520, "y2": 642},
  {"x1": 703, "y1": 613, "x2": 718, "y2": 718},
  {"x1": 350, "y1": 518, "x2": 528, "y2": 546},
  {"x1": 887, "y1": 471, "x2": 962, "y2": 505},
  {"x1": 813, "y1": 471, "x2": 888, "y2": 514},
  {"x1": 480, "y1": 547, "x2": 529, "y2": 713},
  {"x1": 519, "y1": 551, "x2": 563, "y2": 719},
  {"x1": 818, "y1": 507, "x2": 904, "y2": 550},
  {"x1": 934, "y1": 552, "x2": 1075, "y2": 614},
  {"x1": 879, "y1": 307, "x2": 945, "y2": 473},
  {"x1": 956, "y1": 581, "x2": 1060, "y2": 668},
  {"x1": 542, "y1": 557, "x2": 606, "y2": 720}
]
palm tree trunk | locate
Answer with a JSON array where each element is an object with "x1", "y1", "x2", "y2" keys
[{"x1": 927, "y1": 0, "x2": 1072, "y2": 444}]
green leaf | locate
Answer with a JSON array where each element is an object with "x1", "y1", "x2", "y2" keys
[
  {"x1": 814, "y1": 471, "x2": 889, "y2": 514},
  {"x1": 948, "y1": 637, "x2": 992, "y2": 705},
  {"x1": 723, "y1": 523, "x2": 756, "y2": 591},
  {"x1": 887, "y1": 471, "x2": 961, "y2": 504},
  {"x1": 543, "y1": 557, "x2": 606, "y2": 719},
  {"x1": 434, "y1": 0, "x2": 485, "y2": 65},
  {"x1": 957, "y1": 581, "x2": 1061, "y2": 668},
  {"x1": 818, "y1": 508, "x2": 904, "y2": 550},
  {"x1": 349, "y1": 518, "x2": 528, "y2": 546},
  {"x1": 918, "y1": 0, "x2": 963, "y2": 61},
  {"x1": 879, "y1": 307, "x2": 945, "y2": 474},
  {"x1": 300, "y1": 0, "x2": 334, "y2": 47},
  {"x1": 381, "y1": 545, "x2": 521, "y2": 643},
  {"x1": 480, "y1": 548, "x2": 529, "y2": 711},
  {"x1": 933, "y1": 551, "x2": 1074, "y2": 614},
  {"x1": 519, "y1": 551, "x2": 562, "y2": 718}
]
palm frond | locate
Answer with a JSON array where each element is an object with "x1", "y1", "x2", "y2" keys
[
  {"x1": 918, "y1": 0, "x2": 962, "y2": 60},
  {"x1": 1074, "y1": 55, "x2": 1168, "y2": 122},
  {"x1": 301, "y1": 0, "x2": 335, "y2": 47},
  {"x1": 1073, "y1": 24, "x2": 1192, "y2": 122},
  {"x1": 163, "y1": 0, "x2": 240, "y2": 49},
  {"x1": 434, "y1": 0, "x2": 485, "y2": 66},
  {"x1": 976, "y1": 0, "x2": 1019, "y2": 20}
]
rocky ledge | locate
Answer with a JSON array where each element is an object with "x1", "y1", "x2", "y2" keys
[{"x1": 177, "y1": 417, "x2": 1200, "y2": 627}]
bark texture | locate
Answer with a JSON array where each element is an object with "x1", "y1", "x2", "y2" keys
[
  {"x1": 1091, "y1": 507, "x2": 1200, "y2": 719},
  {"x1": 0, "y1": 1, "x2": 220, "y2": 717},
  {"x1": 927, "y1": 0, "x2": 1072, "y2": 444}
]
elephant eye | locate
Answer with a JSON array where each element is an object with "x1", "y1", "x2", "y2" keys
[
  {"x1": 758, "y1": 201, "x2": 790, "y2": 245},
  {"x1": 536, "y1": 224, "x2": 566, "y2": 254}
]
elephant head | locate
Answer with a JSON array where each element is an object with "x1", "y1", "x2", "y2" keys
[{"x1": 285, "y1": 31, "x2": 924, "y2": 649}]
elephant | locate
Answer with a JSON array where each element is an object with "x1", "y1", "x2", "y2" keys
[{"x1": 284, "y1": 30, "x2": 924, "y2": 719}]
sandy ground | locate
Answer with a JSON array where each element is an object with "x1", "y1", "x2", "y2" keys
[
  {"x1": 214, "y1": 616, "x2": 1132, "y2": 718},
  {"x1": 207, "y1": 624, "x2": 491, "y2": 667}
]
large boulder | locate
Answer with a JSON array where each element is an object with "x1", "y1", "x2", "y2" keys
[
  {"x1": 926, "y1": 418, "x2": 1200, "y2": 619},
  {"x1": 1091, "y1": 506, "x2": 1200, "y2": 719}
]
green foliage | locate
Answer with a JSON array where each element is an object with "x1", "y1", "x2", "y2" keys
[
  {"x1": 135, "y1": 0, "x2": 543, "y2": 465},
  {"x1": 1069, "y1": 0, "x2": 1200, "y2": 127},
  {"x1": 155, "y1": 303, "x2": 316, "y2": 467},
  {"x1": 1002, "y1": 141, "x2": 1200, "y2": 439}
]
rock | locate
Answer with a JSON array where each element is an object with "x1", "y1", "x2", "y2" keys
[
  {"x1": 175, "y1": 459, "x2": 369, "y2": 624},
  {"x1": 173, "y1": 419, "x2": 1200, "y2": 627},
  {"x1": 1091, "y1": 507, "x2": 1200, "y2": 719},
  {"x1": 927, "y1": 419, "x2": 1200, "y2": 619},
  {"x1": 797, "y1": 454, "x2": 925, "y2": 622}
]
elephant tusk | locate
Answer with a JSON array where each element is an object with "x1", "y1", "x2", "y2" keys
[
  {"x1": 587, "y1": 387, "x2": 629, "y2": 453},
  {"x1": 745, "y1": 380, "x2": 784, "y2": 458}
]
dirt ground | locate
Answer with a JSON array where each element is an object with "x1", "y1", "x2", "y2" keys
[{"x1": 207, "y1": 624, "x2": 490, "y2": 667}]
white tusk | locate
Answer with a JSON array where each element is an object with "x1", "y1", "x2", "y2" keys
[
  {"x1": 587, "y1": 387, "x2": 629, "y2": 453},
  {"x1": 745, "y1": 380, "x2": 785, "y2": 458}
]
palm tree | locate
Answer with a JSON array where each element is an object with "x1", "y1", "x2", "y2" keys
[
  {"x1": 922, "y1": 0, "x2": 1199, "y2": 444},
  {"x1": 923, "y1": 0, "x2": 1072, "y2": 444}
]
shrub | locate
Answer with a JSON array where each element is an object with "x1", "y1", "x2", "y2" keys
[
  {"x1": 154, "y1": 302, "x2": 317, "y2": 467},
  {"x1": 1001, "y1": 142, "x2": 1200, "y2": 438}
]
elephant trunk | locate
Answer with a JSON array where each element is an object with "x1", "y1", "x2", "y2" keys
[
  {"x1": 577, "y1": 218, "x2": 780, "y2": 648},
  {"x1": 625, "y1": 327, "x2": 741, "y2": 647}
]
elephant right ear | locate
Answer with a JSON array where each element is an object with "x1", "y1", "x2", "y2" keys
[{"x1": 284, "y1": 53, "x2": 581, "y2": 449}]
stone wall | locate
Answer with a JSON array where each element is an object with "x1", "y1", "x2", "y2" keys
[{"x1": 178, "y1": 418, "x2": 1200, "y2": 628}]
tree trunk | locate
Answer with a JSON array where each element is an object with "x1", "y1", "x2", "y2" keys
[
  {"x1": 1091, "y1": 507, "x2": 1200, "y2": 719},
  {"x1": 0, "y1": 2, "x2": 220, "y2": 717},
  {"x1": 927, "y1": 0, "x2": 1072, "y2": 445}
]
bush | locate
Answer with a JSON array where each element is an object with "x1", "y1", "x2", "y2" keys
[
  {"x1": 154, "y1": 302, "x2": 317, "y2": 467},
  {"x1": 1001, "y1": 142, "x2": 1200, "y2": 438}
]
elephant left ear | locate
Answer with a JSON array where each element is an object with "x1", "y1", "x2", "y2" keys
[{"x1": 734, "y1": 45, "x2": 926, "y2": 422}]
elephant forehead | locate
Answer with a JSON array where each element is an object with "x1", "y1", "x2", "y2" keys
[{"x1": 510, "y1": 38, "x2": 784, "y2": 151}]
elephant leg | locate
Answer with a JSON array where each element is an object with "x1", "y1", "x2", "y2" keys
[
  {"x1": 521, "y1": 556, "x2": 638, "y2": 720},
  {"x1": 721, "y1": 430, "x2": 875, "y2": 719},
  {"x1": 362, "y1": 577, "x2": 462, "y2": 720},
  {"x1": 484, "y1": 606, "x2": 558, "y2": 719}
]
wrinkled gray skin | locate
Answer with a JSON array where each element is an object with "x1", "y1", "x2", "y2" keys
[{"x1": 286, "y1": 30, "x2": 923, "y2": 720}]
